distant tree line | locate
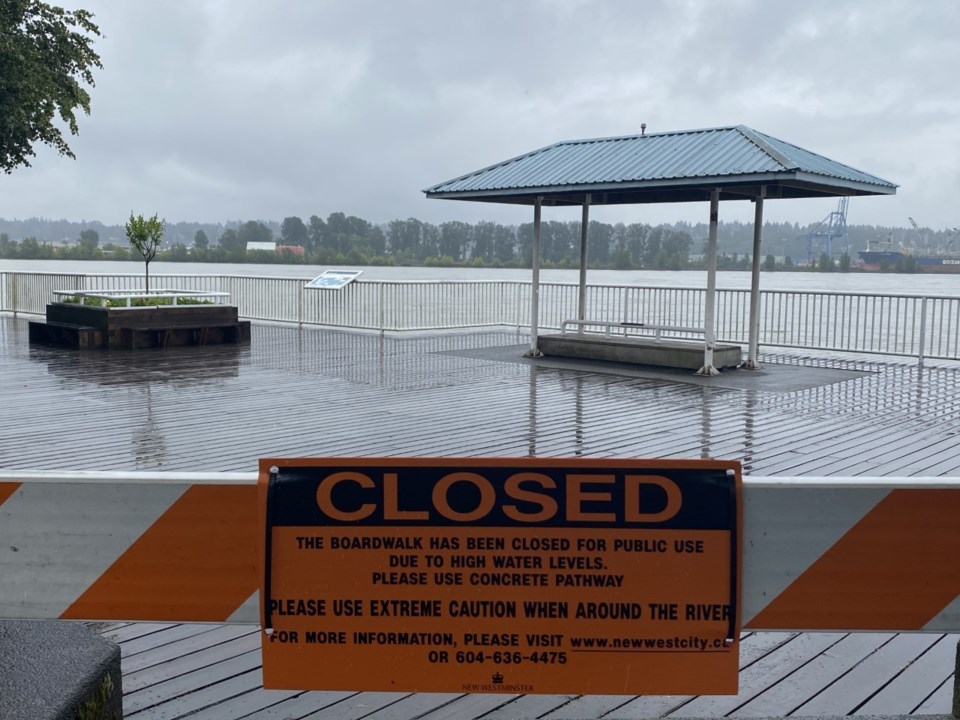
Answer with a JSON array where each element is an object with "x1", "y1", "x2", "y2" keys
[
  {"x1": 0, "y1": 213, "x2": 695, "y2": 270},
  {"x1": 0, "y1": 213, "x2": 954, "y2": 272}
]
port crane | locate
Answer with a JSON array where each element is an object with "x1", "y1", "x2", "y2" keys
[
  {"x1": 802, "y1": 197, "x2": 849, "y2": 263},
  {"x1": 908, "y1": 217, "x2": 927, "y2": 252}
]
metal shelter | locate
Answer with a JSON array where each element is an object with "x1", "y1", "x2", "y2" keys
[{"x1": 425, "y1": 125, "x2": 897, "y2": 374}]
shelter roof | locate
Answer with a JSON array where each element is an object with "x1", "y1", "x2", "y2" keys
[{"x1": 424, "y1": 125, "x2": 897, "y2": 206}]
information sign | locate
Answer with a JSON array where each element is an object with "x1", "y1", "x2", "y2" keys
[
  {"x1": 259, "y1": 457, "x2": 742, "y2": 695},
  {"x1": 304, "y1": 270, "x2": 362, "y2": 289}
]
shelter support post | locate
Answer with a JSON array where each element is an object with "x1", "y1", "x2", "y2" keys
[
  {"x1": 697, "y1": 189, "x2": 721, "y2": 376},
  {"x1": 746, "y1": 187, "x2": 766, "y2": 369},
  {"x1": 577, "y1": 194, "x2": 591, "y2": 332},
  {"x1": 524, "y1": 197, "x2": 544, "y2": 358}
]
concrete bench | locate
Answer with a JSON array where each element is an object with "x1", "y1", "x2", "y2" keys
[{"x1": 541, "y1": 319, "x2": 741, "y2": 370}]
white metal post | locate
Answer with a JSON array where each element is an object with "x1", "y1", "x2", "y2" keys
[
  {"x1": 524, "y1": 197, "x2": 544, "y2": 358},
  {"x1": 578, "y1": 194, "x2": 591, "y2": 332},
  {"x1": 697, "y1": 189, "x2": 721, "y2": 376},
  {"x1": 378, "y1": 283, "x2": 385, "y2": 336},
  {"x1": 919, "y1": 296, "x2": 927, "y2": 369},
  {"x1": 746, "y1": 186, "x2": 766, "y2": 369}
]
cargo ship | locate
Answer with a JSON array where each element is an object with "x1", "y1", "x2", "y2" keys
[{"x1": 858, "y1": 241, "x2": 960, "y2": 273}]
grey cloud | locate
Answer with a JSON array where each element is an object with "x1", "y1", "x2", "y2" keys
[{"x1": 0, "y1": 0, "x2": 957, "y2": 230}]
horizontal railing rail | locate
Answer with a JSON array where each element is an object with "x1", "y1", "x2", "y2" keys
[
  {"x1": 52, "y1": 289, "x2": 231, "y2": 307},
  {"x1": 2, "y1": 271, "x2": 959, "y2": 363},
  {"x1": 560, "y1": 319, "x2": 706, "y2": 342}
]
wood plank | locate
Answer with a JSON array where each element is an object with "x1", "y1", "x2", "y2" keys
[
  {"x1": 119, "y1": 623, "x2": 226, "y2": 658},
  {"x1": 240, "y1": 691, "x2": 359, "y2": 720},
  {"x1": 299, "y1": 692, "x2": 411, "y2": 720},
  {"x1": 608, "y1": 632, "x2": 798, "y2": 718},
  {"x1": 911, "y1": 676, "x2": 956, "y2": 715},
  {"x1": 123, "y1": 634, "x2": 261, "y2": 694},
  {"x1": 359, "y1": 693, "x2": 464, "y2": 719},
  {"x1": 121, "y1": 625, "x2": 258, "y2": 674},
  {"x1": 171, "y1": 686, "x2": 303, "y2": 720},
  {"x1": 854, "y1": 634, "x2": 959, "y2": 715},
  {"x1": 102, "y1": 622, "x2": 179, "y2": 643},
  {"x1": 414, "y1": 694, "x2": 519, "y2": 720},
  {"x1": 729, "y1": 632, "x2": 893, "y2": 716},
  {"x1": 790, "y1": 633, "x2": 942, "y2": 715},
  {"x1": 126, "y1": 666, "x2": 263, "y2": 720},
  {"x1": 537, "y1": 695, "x2": 634, "y2": 719},
  {"x1": 663, "y1": 633, "x2": 845, "y2": 717},
  {"x1": 124, "y1": 650, "x2": 262, "y2": 715},
  {"x1": 477, "y1": 694, "x2": 578, "y2": 720}
]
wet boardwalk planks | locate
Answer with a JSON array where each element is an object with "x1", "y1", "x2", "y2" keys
[
  {"x1": 3, "y1": 316, "x2": 960, "y2": 717},
  {"x1": 99, "y1": 623, "x2": 958, "y2": 719}
]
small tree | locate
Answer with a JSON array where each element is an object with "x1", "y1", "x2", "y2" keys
[{"x1": 126, "y1": 213, "x2": 164, "y2": 292}]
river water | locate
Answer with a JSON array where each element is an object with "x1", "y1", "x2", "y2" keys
[{"x1": 3, "y1": 258, "x2": 960, "y2": 296}]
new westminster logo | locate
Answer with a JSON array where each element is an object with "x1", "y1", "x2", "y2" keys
[{"x1": 461, "y1": 673, "x2": 534, "y2": 693}]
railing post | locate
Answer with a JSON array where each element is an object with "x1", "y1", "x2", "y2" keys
[
  {"x1": 378, "y1": 282, "x2": 385, "y2": 336},
  {"x1": 516, "y1": 282, "x2": 522, "y2": 332},
  {"x1": 298, "y1": 283, "x2": 303, "y2": 327},
  {"x1": 11, "y1": 274, "x2": 17, "y2": 318},
  {"x1": 919, "y1": 297, "x2": 927, "y2": 369}
]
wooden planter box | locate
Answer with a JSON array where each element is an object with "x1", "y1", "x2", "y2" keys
[{"x1": 29, "y1": 303, "x2": 251, "y2": 350}]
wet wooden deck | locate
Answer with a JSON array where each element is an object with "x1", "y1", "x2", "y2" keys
[{"x1": 3, "y1": 316, "x2": 959, "y2": 717}]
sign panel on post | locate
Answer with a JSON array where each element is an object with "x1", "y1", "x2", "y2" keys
[
  {"x1": 259, "y1": 458, "x2": 742, "y2": 695},
  {"x1": 304, "y1": 270, "x2": 362, "y2": 289}
]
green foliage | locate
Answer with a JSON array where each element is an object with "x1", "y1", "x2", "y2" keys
[
  {"x1": 763, "y1": 254, "x2": 777, "y2": 271},
  {"x1": 79, "y1": 227, "x2": 99, "y2": 249},
  {"x1": 839, "y1": 253, "x2": 851, "y2": 272},
  {"x1": 62, "y1": 294, "x2": 211, "y2": 307},
  {"x1": 217, "y1": 228, "x2": 242, "y2": 253},
  {"x1": 125, "y1": 212, "x2": 164, "y2": 291},
  {"x1": 193, "y1": 229, "x2": 208, "y2": 249},
  {"x1": 76, "y1": 671, "x2": 113, "y2": 720},
  {"x1": 818, "y1": 253, "x2": 836, "y2": 272},
  {"x1": 280, "y1": 216, "x2": 308, "y2": 247},
  {"x1": 0, "y1": 0, "x2": 102, "y2": 172},
  {"x1": 237, "y1": 220, "x2": 272, "y2": 247}
]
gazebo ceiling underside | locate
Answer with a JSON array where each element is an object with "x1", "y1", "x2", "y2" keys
[{"x1": 424, "y1": 125, "x2": 897, "y2": 207}]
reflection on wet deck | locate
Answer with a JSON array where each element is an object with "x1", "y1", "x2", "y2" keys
[{"x1": 2, "y1": 316, "x2": 958, "y2": 717}]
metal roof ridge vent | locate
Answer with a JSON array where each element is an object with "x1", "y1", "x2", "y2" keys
[
  {"x1": 736, "y1": 126, "x2": 799, "y2": 171},
  {"x1": 559, "y1": 124, "x2": 743, "y2": 146}
]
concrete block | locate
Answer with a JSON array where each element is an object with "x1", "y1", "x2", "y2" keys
[
  {"x1": 538, "y1": 333, "x2": 742, "y2": 370},
  {"x1": 0, "y1": 620, "x2": 121, "y2": 720}
]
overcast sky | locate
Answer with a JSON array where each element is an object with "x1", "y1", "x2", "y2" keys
[{"x1": 2, "y1": 0, "x2": 958, "y2": 231}]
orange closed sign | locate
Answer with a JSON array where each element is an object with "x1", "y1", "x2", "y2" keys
[{"x1": 259, "y1": 458, "x2": 742, "y2": 695}]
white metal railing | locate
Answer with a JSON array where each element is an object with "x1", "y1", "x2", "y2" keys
[
  {"x1": 3, "y1": 271, "x2": 960, "y2": 364},
  {"x1": 52, "y1": 289, "x2": 230, "y2": 307},
  {"x1": 560, "y1": 319, "x2": 706, "y2": 342}
]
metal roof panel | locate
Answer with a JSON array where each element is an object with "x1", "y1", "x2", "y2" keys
[{"x1": 424, "y1": 126, "x2": 897, "y2": 201}]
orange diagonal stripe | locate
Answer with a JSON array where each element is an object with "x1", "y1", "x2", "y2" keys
[
  {"x1": 748, "y1": 489, "x2": 960, "y2": 630},
  {"x1": 62, "y1": 484, "x2": 258, "y2": 622},
  {"x1": 0, "y1": 483, "x2": 20, "y2": 506}
]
